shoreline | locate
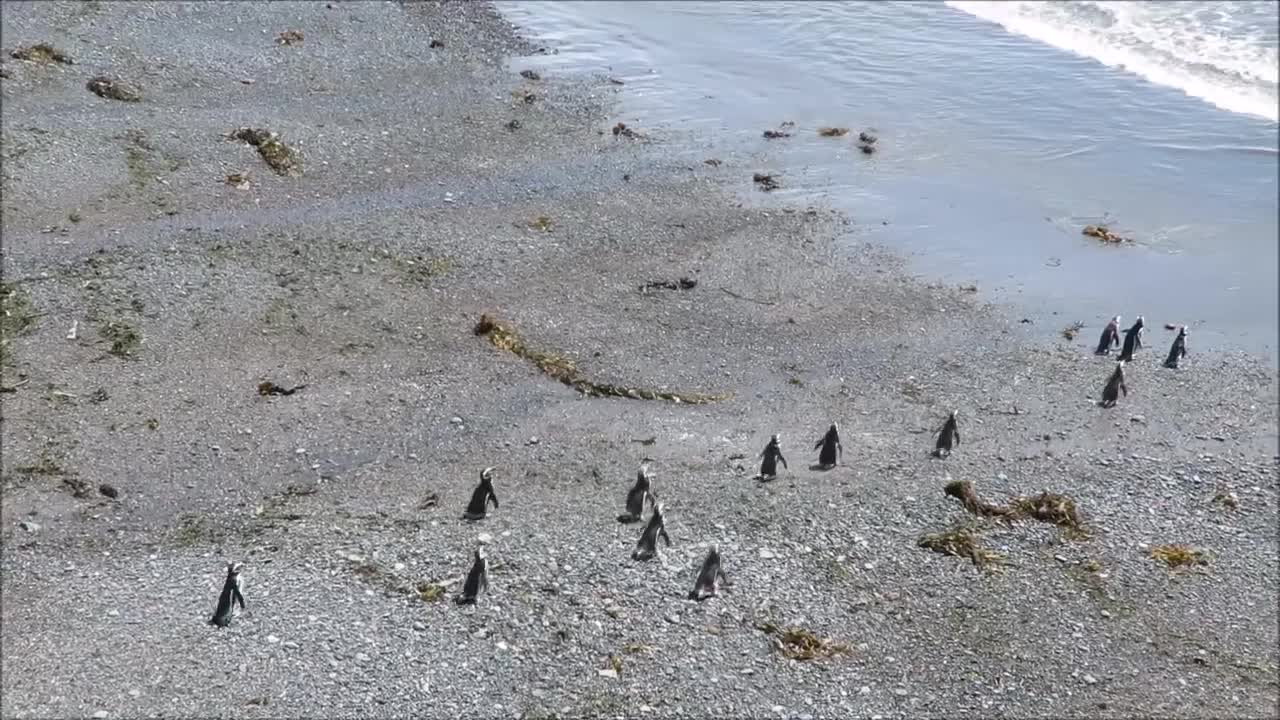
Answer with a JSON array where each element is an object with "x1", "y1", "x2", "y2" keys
[{"x1": 2, "y1": 2, "x2": 1277, "y2": 718}]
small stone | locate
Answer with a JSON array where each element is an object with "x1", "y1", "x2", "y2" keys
[
  {"x1": 267, "y1": 635, "x2": 280, "y2": 643},
  {"x1": 412, "y1": 622, "x2": 426, "y2": 632},
  {"x1": 1083, "y1": 674, "x2": 1098, "y2": 685},
  {"x1": 597, "y1": 668, "x2": 618, "y2": 679},
  {"x1": 128, "y1": 689, "x2": 140, "y2": 698},
  {"x1": 860, "y1": 686, "x2": 871, "y2": 695},
  {"x1": 758, "y1": 548, "x2": 777, "y2": 559},
  {"x1": 1100, "y1": 610, "x2": 1112, "y2": 618},
  {"x1": 528, "y1": 436, "x2": 540, "y2": 445},
  {"x1": 863, "y1": 562, "x2": 874, "y2": 570},
  {"x1": 741, "y1": 668, "x2": 755, "y2": 675},
  {"x1": 99, "y1": 484, "x2": 119, "y2": 499},
  {"x1": 19, "y1": 520, "x2": 40, "y2": 533},
  {"x1": 450, "y1": 416, "x2": 463, "y2": 424},
  {"x1": 93, "y1": 712, "x2": 108, "y2": 720},
  {"x1": 893, "y1": 688, "x2": 908, "y2": 696},
  {"x1": 355, "y1": 652, "x2": 370, "y2": 663},
  {"x1": 1130, "y1": 415, "x2": 1145, "y2": 424},
  {"x1": 772, "y1": 706, "x2": 785, "y2": 714},
  {"x1": 664, "y1": 614, "x2": 679, "y2": 625},
  {"x1": 496, "y1": 641, "x2": 509, "y2": 651},
  {"x1": 605, "y1": 605, "x2": 622, "y2": 618},
  {"x1": 283, "y1": 641, "x2": 299, "y2": 649},
  {"x1": 477, "y1": 533, "x2": 494, "y2": 544}
]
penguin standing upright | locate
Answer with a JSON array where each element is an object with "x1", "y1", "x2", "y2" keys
[
  {"x1": 1095, "y1": 315, "x2": 1122, "y2": 355},
  {"x1": 934, "y1": 410, "x2": 961, "y2": 458},
  {"x1": 688, "y1": 546, "x2": 729, "y2": 601},
  {"x1": 617, "y1": 459, "x2": 656, "y2": 524},
  {"x1": 1117, "y1": 316, "x2": 1145, "y2": 362},
  {"x1": 209, "y1": 562, "x2": 246, "y2": 628},
  {"x1": 631, "y1": 502, "x2": 671, "y2": 561},
  {"x1": 1098, "y1": 361, "x2": 1128, "y2": 408},
  {"x1": 1163, "y1": 326, "x2": 1188, "y2": 369},
  {"x1": 814, "y1": 423, "x2": 842, "y2": 469},
  {"x1": 758, "y1": 434, "x2": 788, "y2": 480},
  {"x1": 462, "y1": 467, "x2": 499, "y2": 520},
  {"x1": 455, "y1": 546, "x2": 489, "y2": 605}
]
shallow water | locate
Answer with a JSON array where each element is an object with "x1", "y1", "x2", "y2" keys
[{"x1": 497, "y1": 0, "x2": 1279, "y2": 358}]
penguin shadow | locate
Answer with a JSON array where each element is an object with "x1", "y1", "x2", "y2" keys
[{"x1": 807, "y1": 463, "x2": 838, "y2": 472}]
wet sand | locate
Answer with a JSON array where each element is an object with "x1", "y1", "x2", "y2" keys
[{"x1": 2, "y1": 2, "x2": 1277, "y2": 718}]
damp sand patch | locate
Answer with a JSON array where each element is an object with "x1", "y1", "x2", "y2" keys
[{"x1": 473, "y1": 314, "x2": 730, "y2": 404}]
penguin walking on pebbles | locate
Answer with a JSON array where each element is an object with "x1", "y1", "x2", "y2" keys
[
  {"x1": 757, "y1": 434, "x2": 788, "y2": 481},
  {"x1": 1164, "y1": 326, "x2": 1188, "y2": 369},
  {"x1": 632, "y1": 502, "x2": 671, "y2": 561},
  {"x1": 814, "y1": 423, "x2": 842, "y2": 469},
  {"x1": 1117, "y1": 316, "x2": 1145, "y2": 363},
  {"x1": 456, "y1": 546, "x2": 489, "y2": 605},
  {"x1": 209, "y1": 562, "x2": 246, "y2": 628},
  {"x1": 618, "y1": 459, "x2": 656, "y2": 524},
  {"x1": 934, "y1": 410, "x2": 961, "y2": 458},
  {"x1": 1095, "y1": 315, "x2": 1122, "y2": 355},
  {"x1": 688, "y1": 546, "x2": 729, "y2": 601},
  {"x1": 1098, "y1": 361, "x2": 1128, "y2": 408},
  {"x1": 463, "y1": 467, "x2": 499, "y2": 521}
]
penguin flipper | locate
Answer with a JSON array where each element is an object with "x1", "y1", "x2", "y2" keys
[
  {"x1": 954, "y1": 429, "x2": 961, "y2": 446},
  {"x1": 233, "y1": 588, "x2": 246, "y2": 610},
  {"x1": 813, "y1": 439, "x2": 823, "y2": 450},
  {"x1": 660, "y1": 528, "x2": 671, "y2": 546},
  {"x1": 490, "y1": 492, "x2": 499, "y2": 510},
  {"x1": 779, "y1": 455, "x2": 788, "y2": 469}
]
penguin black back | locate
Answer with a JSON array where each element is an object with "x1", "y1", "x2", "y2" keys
[
  {"x1": 1164, "y1": 326, "x2": 1188, "y2": 369},
  {"x1": 1095, "y1": 315, "x2": 1121, "y2": 355},
  {"x1": 814, "y1": 423, "x2": 842, "y2": 469},
  {"x1": 456, "y1": 546, "x2": 489, "y2": 605},
  {"x1": 632, "y1": 502, "x2": 671, "y2": 561},
  {"x1": 1118, "y1": 316, "x2": 1145, "y2": 362},
  {"x1": 758, "y1": 434, "x2": 788, "y2": 480},
  {"x1": 1099, "y1": 361, "x2": 1128, "y2": 408},
  {"x1": 618, "y1": 459, "x2": 655, "y2": 523},
  {"x1": 463, "y1": 467, "x2": 499, "y2": 520},
  {"x1": 209, "y1": 561, "x2": 246, "y2": 628},
  {"x1": 688, "y1": 546, "x2": 728, "y2": 601},
  {"x1": 934, "y1": 410, "x2": 961, "y2": 458}
]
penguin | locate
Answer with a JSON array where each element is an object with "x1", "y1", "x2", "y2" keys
[
  {"x1": 1163, "y1": 326, "x2": 1188, "y2": 369},
  {"x1": 209, "y1": 561, "x2": 246, "y2": 628},
  {"x1": 688, "y1": 546, "x2": 729, "y2": 601},
  {"x1": 814, "y1": 423, "x2": 842, "y2": 469},
  {"x1": 617, "y1": 458, "x2": 656, "y2": 524},
  {"x1": 1095, "y1": 315, "x2": 1122, "y2": 355},
  {"x1": 934, "y1": 410, "x2": 961, "y2": 458},
  {"x1": 631, "y1": 502, "x2": 671, "y2": 561},
  {"x1": 462, "y1": 467, "x2": 499, "y2": 520},
  {"x1": 455, "y1": 546, "x2": 489, "y2": 605},
  {"x1": 758, "y1": 434, "x2": 788, "y2": 480},
  {"x1": 1117, "y1": 316, "x2": 1145, "y2": 362},
  {"x1": 1098, "y1": 361, "x2": 1128, "y2": 408}
]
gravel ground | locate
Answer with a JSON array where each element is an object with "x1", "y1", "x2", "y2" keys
[{"x1": 2, "y1": 2, "x2": 1277, "y2": 719}]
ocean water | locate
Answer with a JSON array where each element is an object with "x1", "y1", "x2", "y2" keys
[{"x1": 496, "y1": 1, "x2": 1279, "y2": 357}]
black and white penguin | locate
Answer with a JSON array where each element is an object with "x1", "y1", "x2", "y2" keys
[
  {"x1": 617, "y1": 459, "x2": 656, "y2": 524},
  {"x1": 758, "y1": 434, "x2": 788, "y2": 480},
  {"x1": 1095, "y1": 315, "x2": 1122, "y2": 355},
  {"x1": 688, "y1": 546, "x2": 729, "y2": 601},
  {"x1": 1117, "y1": 316, "x2": 1145, "y2": 362},
  {"x1": 631, "y1": 502, "x2": 671, "y2": 561},
  {"x1": 209, "y1": 562, "x2": 246, "y2": 628},
  {"x1": 462, "y1": 467, "x2": 500, "y2": 520},
  {"x1": 1163, "y1": 326, "x2": 1188, "y2": 369},
  {"x1": 814, "y1": 423, "x2": 842, "y2": 469},
  {"x1": 934, "y1": 410, "x2": 961, "y2": 458},
  {"x1": 456, "y1": 546, "x2": 489, "y2": 605},
  {"x1": 1098, "y1": 361, "x2": 1128, "y2": 408}
]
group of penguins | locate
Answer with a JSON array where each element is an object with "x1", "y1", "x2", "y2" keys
[
  {"x1": 1095, "y1": 315, "x2": 1189, "y2": 408},
  {"x1": 208, "y1": 314, "x2": 1184, "y2": 627}
]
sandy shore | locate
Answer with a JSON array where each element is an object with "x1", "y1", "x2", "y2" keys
[{"x1": 2, "y1": 2, "x2": 1277, "y2": 718}]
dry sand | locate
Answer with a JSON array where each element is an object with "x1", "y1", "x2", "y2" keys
[{"x1": 2, "y1": 2, "x2": 1277, "y2": 718}]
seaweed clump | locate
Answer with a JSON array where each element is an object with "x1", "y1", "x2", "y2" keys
[
  {"x1": 1083, "y1": 225, "x2": 1131, "y2": 244},
  {"x1": 229, "y1": 127, "x2": 301, "y2": 176},
  {"x1": 944, "y1": 480, "x2": 1014, "y2": 519},
  {"x1": 473, "y1": 314, "x2": 730, "y2": 404},
  {"x1": 817, "y1": 127, "x2": 848, "y2": 137},
  {"x1": 944, "y1": 480, "x2": 1085, "y2": 533},
  {"x1": 10, "y1": 43, "x2": 74, "y2": 65},
  {"x1": 917, "y1": 524, "x2": 1006, "y2": 569},
  {"x1": 87, "y1": 76, "x2": 141, "y2": 102},
  {"x1": 1150, "y1": 544, "x2": 1208, "y2": 570},
  {"x1": 757, "y1": 621, "x2": 850, "y2": 661},
  {"x1": 100, "y1": 320, "x2": 141, "y2": 358}
]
